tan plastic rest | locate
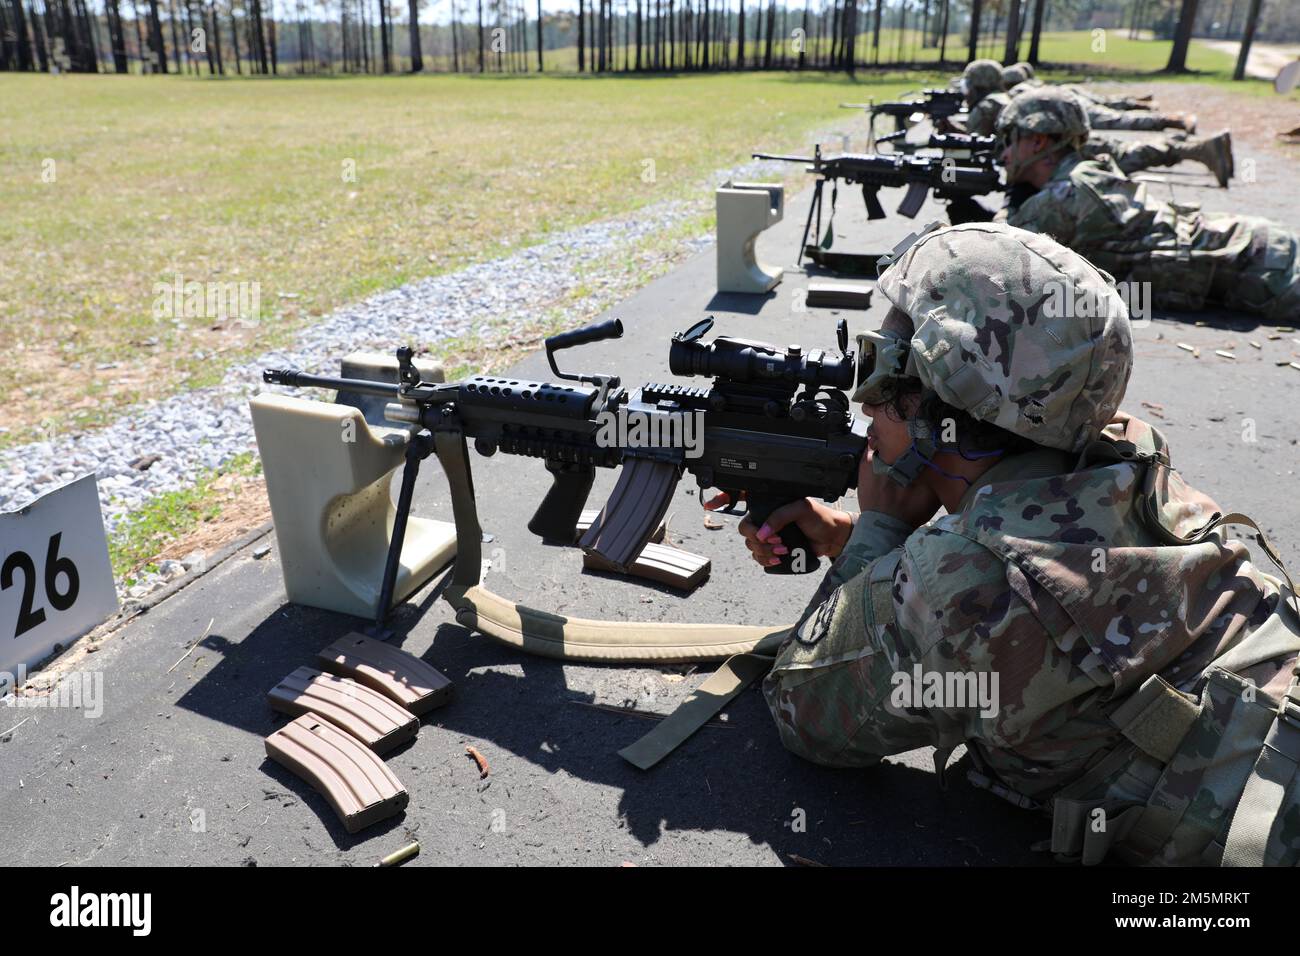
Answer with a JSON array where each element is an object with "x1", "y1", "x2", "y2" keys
[
  {"x1": 250, "y1": 354, "x2": 458, "y2": 619},
  {"x1": 716, "y1": 181, "x2": 785, "y2": 294}
]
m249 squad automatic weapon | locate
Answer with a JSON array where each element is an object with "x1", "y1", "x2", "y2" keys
[
  {"x1": 263, "y1": 318, "x2": 867, "y2": 625},
  {"x1": 842, "y1": 88, "x2": 967, "y2": 136},
  {"x1": 752, "y1": 144, "x2": 1002, "y2": 266}
]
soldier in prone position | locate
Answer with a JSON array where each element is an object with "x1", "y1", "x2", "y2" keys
[
  {"x1": 1002, "y1": 62, "x2": 1157, "y2": 115},
  {"x1": 999, "y1": 87, "x2": 1300, "y2": 319},
  {"x1": 720, "y1": 222, "x2": 1300, "y2": 865},
  {"x1": 960, "y1": 59, "x2": 1233, "y2": 187}
]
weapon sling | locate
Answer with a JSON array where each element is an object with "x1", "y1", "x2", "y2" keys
[{"x1": 431, "y1": 426, "x2": 792, "y2": 768}]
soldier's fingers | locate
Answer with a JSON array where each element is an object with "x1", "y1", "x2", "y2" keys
[{"x1": 755, "y1": 498, "x2": 813, "y2": 544}]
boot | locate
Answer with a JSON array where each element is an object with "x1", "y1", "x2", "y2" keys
[
  {"x1": 1177, "y1": 113, "x2": 1199, "y2": 134},
  {"x1": 1176, "y1": 130, "x2": 1234, "y2": 188}
]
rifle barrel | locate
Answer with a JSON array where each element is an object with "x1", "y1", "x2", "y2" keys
[
  {"x1": 263, "y1": 369, "x2": 403, "y2": 398},
  {"x1": 751, "y1": 152, "x2": 817, "y2": 164}
]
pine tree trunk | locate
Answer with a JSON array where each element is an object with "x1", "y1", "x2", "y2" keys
[
  {"x1": 10, "y1": 0, "x2": 35, "y2": 69},
  {"x1": 1164, "y1": 0, "x2": 1198, "y2": 72},
  {"x1": 844, "y1": 0, "x2": 854, "y2": 72},
  {"x1": 1001, "y1": 0, "x2": 1019, "y2": 63},
  {"x1": 1026, "y1": 0, "x2": 1043, "y2": 64},
  {"x1": 31, "y1": 0, "x2": 52, "y2": 70},
  {"x1": 738, "y1": 0, "x2": 748, "y2": 66},
  {"x1": 762, "y1": 0, "x2": 771, "y2": 66},
  {"x1": 229, "y1": 0, "x2": 241, "y2": 72},
  {"x1": 168, "y1": 0, "x2": 182, "y2": 70},
  {"x1": 450, "y1": 0, "x2": 459, "y2": 70},
  {"x1": 1232, "y1": 0, "x2": 1262, "y2": 80},
  {"x1": 406, "y1": 0, "x2": 420, "y2": 68}
]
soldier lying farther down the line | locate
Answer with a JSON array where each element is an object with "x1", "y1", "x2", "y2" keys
[
  {"x1": 998, "y1": 87, "x2": 1300, "y2": 319},
  {"x1": 711, "y1": 222, "x2": 1300, "y2": 866},
  {"x1": 1001, "y1": 63, "x2": 1157, "y2": 116},
  {"x1": 959, "y1": 59, "x2": 1233, "y2": 188}
]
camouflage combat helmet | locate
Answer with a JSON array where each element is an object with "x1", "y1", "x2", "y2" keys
[
  {"x1": 962, "y1": 58, "x2": 1005, "y2": 101},
  {"x1": 996, "y1": 86, "x2": 1091, "y2": 145},
  {"x1": 853, "y1": 223, "x2": 1132, "y2": 483},
  {"x1": 1001, "y1": 64, "x2": 1030, "y2": 88},
  {"x1": 1013, "y1": 60, "x2": 1036, "y2": 79}
]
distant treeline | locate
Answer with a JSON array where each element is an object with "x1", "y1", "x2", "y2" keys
[{"x1": 1, "y1": 0, "x2": 1295, "y2": 76}]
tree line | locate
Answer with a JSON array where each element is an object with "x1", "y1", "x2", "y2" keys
[{"x1": 0, "y1": 0, "x2": 1280, "y2": 76}]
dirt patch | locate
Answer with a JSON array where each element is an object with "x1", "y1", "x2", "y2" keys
[
  {"x1": 1199, "y1": 40, "x2": 1300, "y2": 81},
  {"x1": 151, "y1": 474, "x2": 272, "y2": 570}
]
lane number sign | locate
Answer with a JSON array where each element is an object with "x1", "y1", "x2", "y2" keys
[{"x1": 1, "y1": 474, "x2": 118, "y2": 683}]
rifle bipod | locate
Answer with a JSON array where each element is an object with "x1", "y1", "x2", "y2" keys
[{"x1": 372, "y1": 428, "x2": 438, "y2": 634}]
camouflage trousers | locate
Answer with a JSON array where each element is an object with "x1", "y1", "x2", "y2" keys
[
  {"x1": 1207, "y1": 216, "x2": 1300, "y2": 321},
  {"x1": 1123, "y1": 214, "x2": 1300, "y2": 321},
  {"x1": 1069, "y1": 86, "x2": 1153, "y2": 112},
  {"x1": 1081, "y1": 135, "x2": 1180, "y2": 175},
  {"x1": 1088, "y1": 104, "x2": 1184, "y2": 131}
]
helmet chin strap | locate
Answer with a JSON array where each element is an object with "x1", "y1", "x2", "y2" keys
[{"x1": 872, "y1": 418, "x2": 1006, "y2": 488}]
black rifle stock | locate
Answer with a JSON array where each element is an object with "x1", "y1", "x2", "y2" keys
[{"x1": 263, "y1": 318, "x2": 867, "y2": 622}]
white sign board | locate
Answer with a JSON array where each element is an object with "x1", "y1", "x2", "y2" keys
[
  {"x1": 1, "y1": 474, "x2": 118, "y2": 687},
  {"x1": 1276, "y1": 60, "x2": 1300, "y2": 96}
]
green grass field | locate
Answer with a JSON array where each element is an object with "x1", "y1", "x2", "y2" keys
[
  {"x1": 0, "y1": 68, "x2": 928, "y2": 448},
  {"x1": 1, "y1": 28, "x2": 1289, "y2": 453}
]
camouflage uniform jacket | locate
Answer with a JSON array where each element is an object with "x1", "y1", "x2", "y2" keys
[
  {"x1": 1007, "y1": 153, "x2": 1300, "y2": 319},
  {"x1": 966, "y1": 92, "x2": 1010, "y2": 137},
  {"x1": 764, "y1": 415, "x2": 1300, "y2": 864}
]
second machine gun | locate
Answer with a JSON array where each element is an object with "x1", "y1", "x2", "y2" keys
[
  {"x1": 263, "y1": 318, "x2": 867, "y2": 624},
  {"x1": 752, "y1": 143, "x2": 1002, "y2": 267},
  {"x1": 841, "y1": 88, "x2": 967, "y2": 146}
]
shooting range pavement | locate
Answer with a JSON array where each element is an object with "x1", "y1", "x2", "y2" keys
[{"x1": 3, "y1": 116, "x2": 1299, "y2": 867}]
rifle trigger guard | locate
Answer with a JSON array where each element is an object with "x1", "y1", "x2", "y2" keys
[{"x1": 707, "y1": 490, "x2": 749, "y2": 519}]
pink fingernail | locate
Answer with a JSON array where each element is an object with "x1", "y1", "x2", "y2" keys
[
  {"x1": 772, "y1": 545, "x2": 789, "y2": 555},
  {"x1": 766, "y1": 557, "x2": 781, "y2": 566},
  {"x1": 757, "y1": 524, "x2": 772, "y2": 540}
]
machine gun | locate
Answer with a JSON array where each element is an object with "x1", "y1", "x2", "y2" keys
[
  {"x1": 752, "y1": 144, "x2": 1001, "y2": 268},
  {"x1": 263, "y1": 318, "x2": 866, "y2": 625},
  {"x1": 842, "y1": 88, "x2": 967, "y2": 145}
]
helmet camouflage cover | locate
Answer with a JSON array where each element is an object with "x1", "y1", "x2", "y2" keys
[
  {"x1": 996, "y1": 86, "x2": 1091, "y2": 144},
  {"x1": 1001, "y1": 64, "x2": 1030, "y2": 87},
  {"x1": 1013, "y1": 60, "x2": 1036, "y2": 78},
  {"x1": 962, "y1": 58, "x2": 1006, "y2": 95},
  {"x1": 864, "y1": 222, "x2": 1132, "y2": 452}
]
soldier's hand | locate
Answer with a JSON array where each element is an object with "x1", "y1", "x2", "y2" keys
[
  {"x1": 705, "y1": 493, "x2": 854, "y2": 568},
  {"x1": 857, "y1": 447, "x2": 943, "y2": 529}
]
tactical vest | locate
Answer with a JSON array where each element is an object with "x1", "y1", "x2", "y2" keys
[{"x1": 934, "y1": 414, "x2": 1300, "y2": 865}]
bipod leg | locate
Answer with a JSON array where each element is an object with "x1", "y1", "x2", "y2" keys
[
  {"x1": 370, "y1": 429, "x2": 436, "y2": 636},
  {"x1": 798, "y1": 178, "x2": 823, "y2": 266}
]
